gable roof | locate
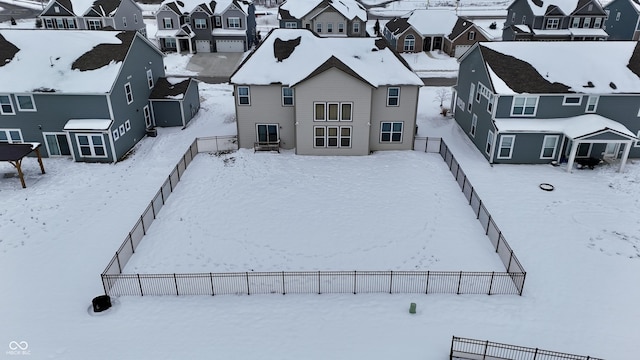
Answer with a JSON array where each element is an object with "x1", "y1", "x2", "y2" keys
[
  {"x1": 278, "y1": 0, "x2": 366, "y2": 22},
  {"x1": 84, "y1": 0, "x2": 123, "y2": 17},
  {"x1": 476, "y1": 42, "x2": 640, "y2": 94},
  {"x1": 43, "y1": 0, "x2": 129, "y2": 17},
  {"x1": 230, "y1": 29, "x2": 422, "y2": 87},
  {"x1": 524, "y1": 0, "x2": 602, "y2": 16},
  {"x1": 158, "y1": 0, "x2": 249, "y2": 16},
  {"x1": 605, "y1": 0, "x2": 640, "y2": 13},
  {"x1": 395, "y1": 9, "x2": 459, "y2": 36},
  {"x1": 0, "y1": 30, "x2": 157, "y2": 93}
]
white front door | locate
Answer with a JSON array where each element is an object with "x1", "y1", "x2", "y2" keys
[{"x1": 604, "y1": 143, "x2": 620, "y2": 158}]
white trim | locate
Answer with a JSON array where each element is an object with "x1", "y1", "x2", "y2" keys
[
  {"x1": 0, "y1": 94, "x2": 15, "y2": 115},
  {"x1": 15, "y1": 94, "x2": 37, "y2": 112},
  {"x1": 119, "y1": 124, "x2": 125, "y2": 136},
  {"x1": 635, "y1": 131, "x2": 640, "y2": 147},
  {"x1": 470, "y1": 114, "x2": 477, "y2": 137},
  {"x1": 314, "y1": 125, "x2": 352, "y2": 148},
  {"x1": 75, "y1": 133, "x2": 108, "y2": 158},
  {"x1": 256, "y1": 123, "x2": 279, "y2": 143},
  {"x1": 124, "y1": 82, "x2": 133, "y2": 104},
  {"x1": 387, "y1": 87, "x2": 400, "y2": 106},
  {"x1": 147, "y1": 69, "x2": 154, "y2": 89},
  {"x1": 42, "y1": 132, "x2": 70, "y2": 157},
  {"x1": 282, "y1": 87, "x2": 294, "y2": 106},
  {"x1": 485, "y1": 130, "x2": 494, "y2": 156},
  {"x1": 497, "y1": 134, "x2": 515, "y2": 159},
  {"x1": 113, "y1": 129, "x2": 120, "y2": 141},
  {"x1": 125, "y1": 119, "x2": 131, "y2": 131},
  {"x1": 562, "y1": 95, "x2": 582, "y2": 106},
  {"x1": 380, "y1": 121, "x2": 404, "y2": 143},
  {"x1": 540, "y1": 135, "x2": 559, "y2": 159},
  {"x1": 585, "y1": 95, "x2": 599, "y2": 113},
  {"x1": 0, "y1": 128, "x2": 23, "y2": 143},
  {"x1": 510, "y1": 96, "x2": 538, "y2": 116},
  {"x1": 143, "y1": 105, "x2": 152, "y2": 128},
  {"x1": 237, "y1": 86, "x2": 250, "y2": 105}
]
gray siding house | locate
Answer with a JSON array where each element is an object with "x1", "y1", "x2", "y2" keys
[
  {"x1": 230, "y1": 29, "x2": 423, "y2": 155},
  {"x1": 452, "y1": 42, "x2": 640, "y2": 172},
  {"x1": 39, "y1": 0, "x2": 146, "y2": 35},
  {"x1": 155, "y1": 0, "x2": 256, "y2": 53},
  {"x1": 502, "y1": 0, "x2": 608, "y2": 40},
  {"x1": 149, "y1": 77, "x2": 200, "y2": 127},
  {"x1": 603, "y1": 0, "x2": 640, "y2": 40},
  {"x1": 0, "y1": 30, "x2": 199, "y2": 163},
  {"x1": 278, "y1": 0, "x2": 367, "y2": 37}
]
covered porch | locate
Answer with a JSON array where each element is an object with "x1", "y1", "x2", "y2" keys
[{"x1": 155, "y1": 24, "x2": 195, "y2": 54}]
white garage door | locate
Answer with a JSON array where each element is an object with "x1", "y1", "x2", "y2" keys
[
  {"x1": 196, "y1": 40, "x2": 211, "y2": 53},
  {"x1": 454, "y1": 45, "x2": 472, "y2": 58},
  {"x1": 215, "y1": 39, "x2": 245, "y2": 52}
]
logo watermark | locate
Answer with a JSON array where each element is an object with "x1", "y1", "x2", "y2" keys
[{"x1": 7, "y1": 341, "x2": 30, "y2": 356}]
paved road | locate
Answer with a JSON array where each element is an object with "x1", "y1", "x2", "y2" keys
[{"x1": 0, "y1": 2, "x2": 42, "y2": 23}]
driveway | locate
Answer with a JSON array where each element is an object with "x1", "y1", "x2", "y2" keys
[{"x1": 186, "y1": 52, "x2": 245, "y2": 84}]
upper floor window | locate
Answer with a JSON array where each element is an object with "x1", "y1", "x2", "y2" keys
[
  {"x1": 404, "y1": 34, "x2": 415, "y2": 51},
  {"x1": 571, "y1": 17, "x2": 580, "y2": 28},
  {"x1": 470, "y1": 114, "x2": 477, "y2": 137},
  {"x1": 327, "y1": 23, "x2": 333, "y2": 33},
  {"x1": 314, "y1": 102, "x2": 352, "y2": 121},
  {"x1": 215, "y1": 16, "x2": 222, "y2": 27},
  {"x1": 583, "y1": 17, "x2": 591, "y2": 28},
  {"x1": 511, "y1": 12, "x2": 515, "y2": 22},
  {"x1": 146, "y1": 69, "x2": 154, "y2": 89},
  {"x1": 228, "y1": 17, "x2": 241, "y2": 28},
  {"x1": 194, "y1": 18, "x2": 207, "y2": 29},
  {"x1": 0, "y1": 129, "x2": 22, "y2": 143},
  {"x1": 353, "y1": 21, "x2": 360, "y2": 33},
  {"x1": 134, "y1": 14, "x2": 138, "y2": 23},
  {"x1": 16, "y1": 95, "x2": 36, "y2": 112},
  {"x1": 338, "y1": 23, "x2": 344, "y2": 33},
  {"x1": 521, "y1": 15, "x2": 526, "y2": 24},
  {"x1": 124, "y1": 82, "x2": 133, "y2": 104},
  {"x1": 486, "y1": 130, "x2": 494, "y2": 156},
  {"x1": 468, "y1": 31, "x2": 475, "y2": 40},
  {"x1": 284, "y1": 21, "x2": 297, "y2": 28},
  {"x1": 387, "y1": 87, "x2": 400, "y2": 106},
  {"x1": 511, "y1": 96, "x2": 537, "y2": 116},
  {"x1": 87, "y1": 19, "x2": 102, "y2": 30},
  {"x1": 163, "y1": 18, "x2": 173, "y2": 29},
  {"x1": 0, "y1": 95, "x2": 15, "y2": 115},
  {"x1": 237, "y1": 86, "x2": 250, "y2": 105},
  {"x1": 546, "y1": 18, "x2": 559, "y2": 29},
  {"x1": 588, "y1": 4, "x2": 593, "y2": 11},
  {"x1": 54, "y1": 5, "x2": 60, "y2": 12},
  {"x1": 562, "y1": 95, "x2": 582, "y2": 106},
  {"x1": 616, "y1": 12, "x2": 621, "y2": 21},
  {"x1": 586, "y1": 96, "x2": 599, "y2": 113},
  {"x1": 594, "y1": 17, "x2": 602, "y2": 28},
  {"x1": 282, "y1": 87, "x2": 294, "y2": 106},
  {"x1": 316, "y1": 22, "x2": 322, "y2": 33},
  {"x1": 123, "y1": 16, "x2": 127, "y2": 27},
  {"x1": 497, "y1": 135, "x2": 515, "y2": 159}
]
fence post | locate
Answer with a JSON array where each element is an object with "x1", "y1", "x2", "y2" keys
[
  {"x1": 353, "y1": 271, "x2": 357, "y2": 294},
  {"x1": 210, "y1": 272, "x2": 215, "y2": 296},
  {"x1": 507, "y1": 251, "x2": 513, "y2": 272},
  {"x1": 141, "y1": 214, "x2": 147, "y2": 236},
  {"x1": 519, "y1": 273, "x2": 526, "y2": 296},
  {"x1": 174, "y1": 273, "x2": 179, "y2": 296},
  {"x1": 485, "y1": 215, "x2": 491, "y2": 235},
  {"x1": 151, "y1": 198, "x2": 156, "y2": 219},
  {"x1": 130, "y1": 233, "x2": 135, "y2": 253},
  {"x1": 137, "y1": 273, "x2": 143, "y2": 296},
  {"x1": 455, "y1": 165, "x2": 460, "y2": 181},
  {"x1": 389, "y1": 271, "x2": 393, "y2": 294},
  {"x1": 168, "y1": 174, "x2": 173, "y2": 192},
  {"x1": 116, "y1": 252, "x2": 122, "y2": 273},
  {"x1": 246, "y1": 272, "x2": 250, "y2": 295},
  {"x1": 101, "y1": 274, "x2": 108, "y2": 296},
  {"x1": 456, "y1": 271, "x2": 463, "y2": 295},
  {"x1": 317, "y1": 271, "x2": 321, "y2": 295},
  {"x1": 477, "y1": 199, "x2": 482, "y2": 218},
  {"x1": 425, "y1": 271, "x2": 430, "y2": 294},
  {"x1": 469, "y1": 187, "x2": 474, "y2": 205},
  {"x1": 282, "y1": 271, "x2": 286, "y2": 295},
  {"x1": 495, "y1": 232, "x2": 502, "y2": 252},
  {"x1": 533, "y1": 348, "x2": 538, "y2": 360},
  {"x1": 483, "y1": 340, "x2": 489, "y2": 360},
  {"x1": 488, "y1": 272, "x2": 495, "y2": 295}
]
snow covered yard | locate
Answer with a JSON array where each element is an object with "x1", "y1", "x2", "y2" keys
[{"x1": 124, "y1": 150, "x2": 505, "y2": 273}]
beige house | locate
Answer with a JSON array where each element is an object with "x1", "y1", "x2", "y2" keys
[
  {"x1": 278, "y1": 0, "x2": 367, "y2": 37},
  {"x1": 230, "y1": 29, "x2": 423, "y2": 155}
]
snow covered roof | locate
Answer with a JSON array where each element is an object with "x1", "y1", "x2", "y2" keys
[
  {"x1": 494, "y1": 114, "x2": 636, "y2": 140},
  {"x1": 404, "y1": 9, "x2": 459, "y2": 36},
  {"x1": 278, "y1": 0, "x2": 366, "y2": 21},
  {"x1": 63, "y1": 119, "x2": 113, "y2": 130},
  {"x1": 157, "y1": 0, "x2": 249, "y2": 16},
  {"x1": 44, "y1": 0, "x2": 127, "y2": 17},
  {"x1": 149, "y1": 77, "x2": 193, "y2": 100},
  {"x1": 0, "y1": 30, "x2": 145, "y2": 94},
  {"x1": 514, "y1": 24, "x2": 531, "y2": 33},
  {"x1": 477, "y1": 42, "x2": 640, "y2": 94},
  {"x1": 448, "y1": 17, "x2": 504, "y2": 42},
  {"x1": 525, "y1": 0, "x2": 580, "y2": 16},
  {"x1": 230, "y1": 29, "x2": 422, "y2": 87}
]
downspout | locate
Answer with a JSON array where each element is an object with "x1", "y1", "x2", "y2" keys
[
  {"x1": 180, "y1": 100, "x2": 186, "y2": 129},
  {"x1": 489, "y1": 129, "x2": 497, "y2": 165}
]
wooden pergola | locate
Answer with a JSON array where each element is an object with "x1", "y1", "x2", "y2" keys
[{"x1": 0, "y1": 143, "x2": 46, "y2": 188}]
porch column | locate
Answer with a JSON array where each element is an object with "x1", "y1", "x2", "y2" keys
[
  {"x1": 189, "y1": 38, "x2": 194, "y2": 54},
  {"x1": 566, "y1": 140, "x2": 579, "y2": 172},
  {"x1": 619, "y1": 140, "x2": 632, "y2": 172},
  {"x1": 175, "y1": 37, "x2": 181, "y2": 53}
]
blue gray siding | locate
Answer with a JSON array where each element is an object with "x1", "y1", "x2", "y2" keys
[{"x1": 604, "y1": 0, "x2": 640, "y2": 40}]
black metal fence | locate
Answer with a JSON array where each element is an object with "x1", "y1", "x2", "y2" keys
[
  {"x1": 101, "y1": 137, "x2": 526, "y2": 297},
  {"x1": 102, "y1": 270, "x2": 524, "y2": 296},
  {"x1": 450, "y1": 336, "x2": 604, "y2": 360}
]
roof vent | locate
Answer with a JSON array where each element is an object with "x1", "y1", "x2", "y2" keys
[
  {"x1": 610, "y1": 82, "x2": 617, "y2": 89},
  {"x1": 273, "y1": 36, "x2": 301, "y2": 62},
  {"x1": 583, "y1": 81, "x2": 594, "y2": 88}
]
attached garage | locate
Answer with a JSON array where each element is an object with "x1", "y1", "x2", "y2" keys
[
  {"x1": 215, "y1": 39, "x2": 245, "y2": 52},
  {"x1": 454, "y1": 45, "x2": 472, "y2": 58},
  {"x1": 195, "y1": 40, "x2": 211, "y2": 53}
]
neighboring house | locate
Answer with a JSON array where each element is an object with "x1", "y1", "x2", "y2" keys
[
  {"x1": 39, "y1": 0, "x2": 146, "y2": 36},
  {"x1": 155, "y1": 0, "x2": 256, "y2": 53},
  {"x1": 384, "y1": 9, "x2": 466, "y2": 55},
  {"x1": 452, "y1": 41, "x2": 640, "y2": 172},
  {"x1": 445, "y1": 17, "x2": 503, "y2": 57},
  {"x1": 0, "y1": 30, "x2": 200, "y2": 163},
  {"x1": 502, "y1": 0, "x2": 608, "y2": 41},
  {"x1": 278, "y1": 0, "x2": 367, "y2": 37},
  {"x1": 603, "y1": 0, "x2": 640, "y2": 40},
  {"x1": 229, "y1": 29, "x2": 423, "y2": 155}
]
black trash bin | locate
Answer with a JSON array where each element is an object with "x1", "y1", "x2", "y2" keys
[{"x1": 92, "y1": 295, "x2": 112, "y2": 313}]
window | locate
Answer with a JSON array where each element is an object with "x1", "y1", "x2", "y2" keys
[
  {"x1": 467, "y1": 83, "x2": 475, "y2": 112},
  {"x1": 315, "y1": 103, "x2": 325, "y2": 121},
  {"x1": 45, "y1": 19, "x2": 54, "y2": 28},
  {"x1": 487, "y1": 95, "x2": 494, "y2": 113},
  {"x1": 511, "y1": 12, "x2": 516, "y2": 22},
  {"x1": 143, "y1": 105, "x2": 152, "y2": 128},
  {"x1": 87, "y1": 19, "x2": 102, "y2": 30},
  {"x1": 540, "y1": 135, "x2": 559, "y2": 159},
  {"x1": 468, "y1": 31, "x2": 475, "y2": 40},
  {"x1": 66, "y1": 18, "x2": 76, "y2": 28},
  {"x1": 586, "y1": 96, "x2": 598, "y2": 113},
  {"x1": 113, "y1": 129, "x2": 120, "y2": 141},
  {"x1": 546, "y1": 18, "x2": 559, "y2": 29},
  {"x1": 237, "y1": 86, "x2": 250, "y2": 105},
  {"x1": 123, "y1": 16, "x2": 127, "y2": 27},
  {"x1": 588, "y1": 4, "x2": 593, "y2": 11},
  {"x1": 314, "y1": 102, "x2": 352, "y2": 121},
  {"x1": 341, "y1": 103, "x2": 352, "y2": 121},
  {"x1": 380, "y1": 122, "x2": 403, "y2": 142},
  {"x1": 571, "y1": 17, "x2": 580, "y2": 28},
  {"x1": 475, "y1": 87, "x2": 481, "y2": 102},
  {"x1": 485, "y1": 130, "x2": 494, "y2": 155},
  {"x1": 457, "y1": 98, "x2": 465, "y2": 110},
  {"x1": 328, "y1": 103, "x2": 339, "y2": 121},
  {"x1": 215, "y1": 16, "x2": 221, "y2": 27},
  {"x1": 194, "y1": 18, "x2": 207, "y2": 29},
  {"x1": 562, "y1": 96, "x2": 582, "y2": 106},
  {"x1": 470, "y1": 114, "x2": 477, "y2": 137},
  {"x1": 327, "y1": 23, "x2": 333, "y2": 33},
  {"x1": 164, "y1": 38, "x2": 176, "y2": 49},
  {"x1": 125, "y1": 120, "x2": 131, "y2": 131},
  {"x1": 316, "y1": 22, "x2": 322, "y2": 33},
  {"x1": 54, "y1": 5, "x2": 59, "y2": 12},
  {"x1": 134, "y1": 14, "x2": 138, "y2": 23},
  {"x1": 340, "y1": 127, "x2": 351, "y2": 147},
  {"x1": 0, "y1": 129, "x2": 22, "y2": 143},
  {"x1": 119, "y1": 124, "x2": 125, "y2": 136},
  {"x1": 338, "y1": 23, "x2": 344, "y2": 33},
  {"x1": 282, "y1": 87, "x2": 294, "y2": 106},
  {"x1": 315, "y1": 127, "x2": 325, "y2": 147},
  {"x1": 353, "y1": 21, "x2": 360, "y2": 33},
  {"x1": 577, "y1": 142, "x2": 592, "y2": 156},
  {"x1": 511, "y1": 96, "x2": 537, "y2": 116},
  {"x1": 521, "y1": 15, "x2": 526, "y2": 24},
  {"x1": 76, "y1": 134, "x2": 107, "y2": 158},
  {"x1": 314, "y1": 126, "x2": 351, "y2": 148},
  {"x1": 163, "y1": 18, "x2": 173, "y2": 29},
  {"x1": 404, "y1": 34, "x2": 415, "y2": 51},
  {"x1": 56, "y1": 18, "x2": 64, "y2": 28},
  {"x1": 124, "y1": 82, "x2": 133, "y2": 104},
  {"x1": 16, "y1": 95, "x2": 36, "y2": 112},
  {"x1": 617, "y1": 12, "x2": 622, "y2": 21},
  {"x1": 594, "y1": 17, "x2": 602, "y2": 28},
  {"x1": 44, "y1": 133, "x2": 70, "y2": 156},
  {"x1": 0, "y1": 95, "x2": 14, "y2": 115},
  {"x1": 387, "y1": 87, "x2": 400, "y2": 106},
  {"x1": 583, "y1": 17, "x2": 591, "y2": 28},
  {"x1": 257, "y1": 124, "x2": 278, "y2": 143},
  {"x1": 228, "y1": 17, "x2": 240, "y2": 28},
  {"x1": 284, "y1": 21, "x2": 297, "y2": 28},
  {"x1": 497, "y1": 135, "x2": 515, "y2": 159},
  {"x1": 146, "y1": 69, "x2": 154, "y2": 89}
]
